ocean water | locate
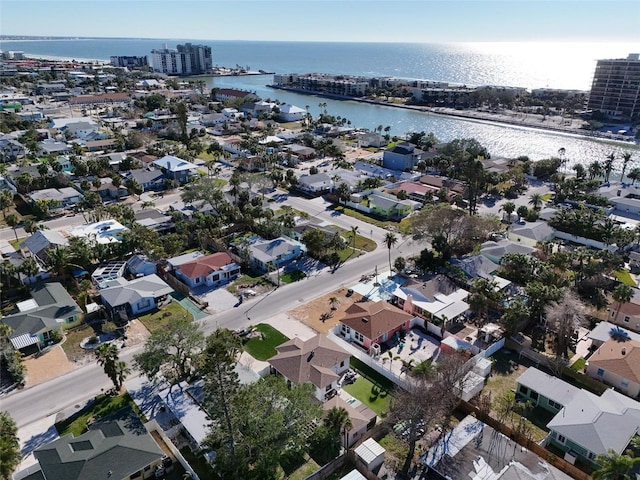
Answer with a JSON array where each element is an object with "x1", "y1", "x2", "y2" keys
[{"x1": 1, "y1": 37, "x2": 639, "y2": 166}]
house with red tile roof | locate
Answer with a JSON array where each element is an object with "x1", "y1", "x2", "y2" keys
[
  {"x1": 174, "y1": 252, "x2": 240, "y2": 291},
  {"x1": 338, "y1": 301, "x2": 416, "y2": 349},
  {"x1": 268, "y1": 334, "x2": 351, "y2": 402}
]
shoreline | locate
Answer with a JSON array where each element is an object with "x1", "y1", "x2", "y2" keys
[{"x1": 268, "y1": 85, "x2": 639, "y2": 146}]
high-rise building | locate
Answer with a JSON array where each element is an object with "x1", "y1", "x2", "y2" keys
[
  {"x1": 150, "y1": 43, "x2": 212, "y2": 76},
  {"x1": 110, "y1": 55, "x2": 148, "y2": 68},
  {"x1": 588, "y1": 53, "x2": 640, "y2": 121}
]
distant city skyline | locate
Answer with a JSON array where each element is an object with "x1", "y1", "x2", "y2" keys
[{"x1": 2, "y1": 0, "x2": 639, "y2": 44}]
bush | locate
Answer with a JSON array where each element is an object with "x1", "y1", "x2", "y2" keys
[{"x1": 88, "y1": 336, "x2": 99, "y2": 345}]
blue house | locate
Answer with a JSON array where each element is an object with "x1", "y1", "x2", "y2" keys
[{"x1": 382, "y1": 142, "x2": 425, "y2": 171}]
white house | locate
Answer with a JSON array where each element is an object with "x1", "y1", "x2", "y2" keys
[
  {"x1": 278, "y1": 103, "x2": 307, "y2": 122},
  {"x1": 67, "y1": 219, "x2": 129, "y2": 244},
  {"x1": 174, "y1": 252, "x2": 241, "y2": 291},
  {"x1": 248, "y1": 236, "x2": 304, "y2": 272}
]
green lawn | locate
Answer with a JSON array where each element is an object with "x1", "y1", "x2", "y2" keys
[
  {"x1": 341, "y1": 232, "x2": 377, "y2": 252},
  {"x1": 55, "y1": 393, "x2": 140, "y2": 437},
  {"x1": 615, "y1": 270, "x2": 636, "y2": 286},
  {"x1": 349, "y1": 357, "x2": 395, "y2": 391},
  {"x1": 226, "y1": 274, "x2": 272, "y2": 294},
  {"x1": 9, "y1": 237, "x2": 25, "y2": 251},
  {"x1": 243, "y1": 323, "x2": 289, "y2": 360},
  {"x1": 280, "y1": 269, "x2": 306, "y2": 283},
  {"x1": 328, "y1": 204, "x2": 399, "y2": 229},
  {"x1": 342, "y1": 376, "x2": 391, "y2": 416},
  {"x1": 570, "y1": 357, "x2": 586, "y2": 372},
  {"x1": 137, "y1": 300, "x2": 193, "y2": 333}
]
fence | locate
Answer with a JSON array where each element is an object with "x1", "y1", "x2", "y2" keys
[
  {"x1": 457, "y1": 401, "x2": 592, "y2": 480},
  {"x1": 328, "y1": 330, "x2": 409, "y2": 389},
  {"x1": 145, "y1": 420, "x2": 200, "y2": 480}
]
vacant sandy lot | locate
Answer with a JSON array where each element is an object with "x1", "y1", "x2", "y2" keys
[
  {"x1": 288, "y1": 287, "x2": 364, "y2": 334},
  {"x1": 24, "y1": 345, "x2": 74, "y2": 387}
]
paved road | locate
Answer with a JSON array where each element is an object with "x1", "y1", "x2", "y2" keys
[{"x1": 2, "y1": 230, "x2": 424, "y2": 429}]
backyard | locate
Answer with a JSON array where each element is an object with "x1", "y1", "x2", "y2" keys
[{"x1": 343, "y1": 357, "x2": 394, "y2": 416}]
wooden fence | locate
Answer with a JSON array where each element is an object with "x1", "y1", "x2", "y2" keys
[{"x1": 457, "y1": 400, "x2": 592, "y2": 480}]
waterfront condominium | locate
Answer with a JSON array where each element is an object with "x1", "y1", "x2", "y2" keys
[
  {"x1": 150, "y1": 43, "x2": 212, "y2": 75},
  {"x1": 587, "y1": 53, "x2": 640, "y2": 121}
]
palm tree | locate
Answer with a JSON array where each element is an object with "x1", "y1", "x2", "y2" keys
[
  {"x1": 0, "y1": 190, "x2": 14, "y2": 219},
  {"x1": 593, "y1": 449, "x2": 639, "y2": 480},
  {"x1": 350, "y1": 225, "x2": 359, "y2": 252},
  {"x1": 20, "y1": 257, "x2": 40, "y2": 282},
  {"x1": 500, "y1": 201, "x2": 517, "y2": 224},
  {"x1": 95, "y1": 343, "x2": 130, "y2": 392},
  {"x1": 5, "y1": 213, "x2": 19, "y2": 242},
  {"x1": 620, "y1": 152, "x2": 632, "y2": 183},
  {"x1": 589, "y1": 161, "x2": 604, "y2": 180},
  {"x1": 329, "y1": 297, "x2": 339, "y2": 310},
  {"x1": 627, "y1": 167, "x2": 640, "y2": 186},
  {"x1": 324, "y1": 406, "x2": 352, "y2": 449},
  {"x1": 604, "y1": 152, "x2": 615, "y2": 183},
  {"x1": 384, "y1": 232, "x2": 397, "y2": 277},
  {"x1": 612, "y1": 283, "x2": 634, "y2": 325},
  {"x1": 528, "y1": 193, "x2": 543, "y2": 210}
]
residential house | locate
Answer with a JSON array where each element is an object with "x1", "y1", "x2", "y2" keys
[
  {"x1": 419, "y1": 174, "x2": 466, "y2": 200},
  {"x1": 124, "y1": 168, "x2": 165, "y2": 191},
  {"x1": 507, "y1": 220, "x2": 555, "y2": 246},
  {"x1": 382, "y1": 142, "x2": 425, "y2": 171},
  {"x1": 152, "y1": 155, "x2": 198, "y2": 184},
  {"x1": 607, "y1": 286, "x2": 640, "y2": 332},
  {"x1": 28, "y1": 407, "x2": 164, "y2": 480},
  {"x1": 284, "y1": 143, "x2": 316, "y2": 160},
  {"x1": 423, "y1": 415, "x2": 573, "y2": 480},
  {"x1": 248, "y1": 236, "x2": 304, "y2": 272},
  {"x1": 1, "y1": 282, "x2": 82, "y2": 353},
  {"x1": 383, "y1": 181, "x2": 438, "y2": 203},
  {"x1": 268, "y1": 334, "x2": 351, "y2": 402},
  {"x1": 516, "y1": 366, "x2": 580, "y2": 414},
  {"x1": 323, "y1": 395, "x2": 377, "y2": 447},
  {"x1": 89, "y1": 177, "x2": 128, "y2": 200},
  {"x1": 54, "y1": 155, "x2": 72, "y2": 173},
  {"x1": 174, "y1": 252, "x2": 241, "y2": 291},
  {"x1": 29, "y1": 187, "x2": 83, "y2": 209},
  {"x1": 134, "y1": 209, "x2": 174, "y2": 233},
  {"x1": 278, "y1": 103, "x2": 307, "y2": 122},
  {"x1": 20, "y1": 229, "x2": 69, "y2": 264},
  {"x1": 38, "y1": 139, "x2": 72, "y2": 156},
  {"x1": 348, "y1": 190, "x2": 417, "y2": 220},
  {"x1": 99, "y1": 274, "x2": 173, "y2": 320},
  {"x1": 126, "y1": 254, "x2": 157, "y2": 278},
  {"x1": 61, "y1": 120, "x2": 101, "y2": 141},
  {"x1": 480, "y1": 239, "x2": 536, "y2": 265},
  {"x1": 353, "y1": 161, "x2": 401, "y2": 180},
  {"x1": 49, "y1": 116, "x2": 96, "y2": 131},
  {"x1": 587, "y1": 321, "x2": 640, "y2": 348},
  {"x1": 67, "y1": 220, "x2": 129, "y2": 244},
  {"x1": 586, "y1": 338, "x2": 640, "y2": 398},
  {"x1": 547, "y1": 389, "x2": 640, "y2": 464},
  {"x1": 391, "y1": 275, "x2": 470, "y2": 325},
  {"x1": 338, "y1": 300, "x2": 415, "y2": 349},
  {"x1": 449, "y1": 255, "x2": 511, "y2": 291},
  {"x1": 297, "y1": 172, "x2": 333, "y2": 195},
  {"x1": 213, "y1": 88, "x2": 259, "y2": 103},
  {"x1": 356, "y1": 132, "x2": 386, "y2": 148},
  {"x1": 0, "y1": 134, "x2": 26, "y2": 161}
]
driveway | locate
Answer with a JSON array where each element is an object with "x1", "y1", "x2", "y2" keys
[
  {"x1": 200, "y1": 288, "x2": 239, "y2": 314},
  {"x1": 23, "y1": 345, "x2": 74, "y2": 387}
]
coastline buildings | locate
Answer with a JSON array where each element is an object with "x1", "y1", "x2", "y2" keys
[
  {"x1": 588, "y1": 53, "x2": 640, "y2": 121},
  {"x1": 110, "y1": 55, "x2": 148, "y2": 68},
  {"x1": 150, "y1": 43, "x2": 212, "y2": 75}
]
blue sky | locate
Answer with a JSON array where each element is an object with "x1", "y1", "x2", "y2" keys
[{"x1": 1, "y1": 0, "x2": 639, "y2": 43}]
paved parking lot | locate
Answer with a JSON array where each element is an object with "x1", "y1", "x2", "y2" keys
[{"x1": 200, "y1": 288, "x2": 239, "y2": 314}]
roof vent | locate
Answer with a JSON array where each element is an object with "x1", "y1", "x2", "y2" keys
[
  {"x1": 622, "y1": 348, "x2": 626, "y2": 355},
  {"x1": 361, "y1": 317, "x2": 369, "y2": 323}
]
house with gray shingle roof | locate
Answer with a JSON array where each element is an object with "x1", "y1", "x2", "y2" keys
[
  {"x1": 153, "y1": 155, "x2": 198, "y2": 183},
  {"x1": 20, "y1": 230, "x2": 69, "y2": 264},
  {"x1": 29, "y1": 407, "x2": 164, "y2": 480},
  {"x1": 99, "y1": 274, "x2": 173, "y2": 320},
  {"x1": 248, "y1": 236, "x2": 304, "y2": 272},
  {"x1": 123, "y1": 168, "x2": 165, "y2": 191},
  {"x1": 516, "y1": 367, "x2": 580, "y2": 414},
  {"x1": 547, "y1": 388, "x2": 640, "y2": 464},
  {"x1": 480, "y1": 239, "x2": 536, "y2": 264},
  {"x1": 268, "y1": 334, "x2": 351, "y2": 402},
  {"x1": 1, "y1": 282, "x2": 82, "y2": 352}
]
